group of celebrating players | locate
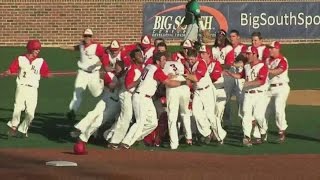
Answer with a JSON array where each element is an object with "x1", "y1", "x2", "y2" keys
[{"x1": 3, "y1": 27, "x2": 290, "y2": 155}]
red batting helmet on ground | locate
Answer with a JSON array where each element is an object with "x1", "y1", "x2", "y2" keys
[
  {"x1": 26, "y1": 40, "x2": 41, "y2": 52},
  {"x1": 73, "y1": 140, "x2": 88, "y2": 155}
]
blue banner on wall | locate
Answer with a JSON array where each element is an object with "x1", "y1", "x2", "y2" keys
[{"x1": 143, "y1": 2, "x2": 320, "y2": 39}]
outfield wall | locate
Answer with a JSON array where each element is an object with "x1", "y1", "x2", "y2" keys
[{"x1": 1, "y1": 0, "x2": 319, "y2": 47}]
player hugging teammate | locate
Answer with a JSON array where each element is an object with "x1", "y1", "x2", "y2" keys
[{"x1": 2, "y1": 27, "x2": 290, "y2": 154}]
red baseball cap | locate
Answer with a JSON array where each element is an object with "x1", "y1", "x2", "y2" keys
[
  {"x1": 246, "y1": 46, "x2": 258, "y2": 54},
  {"x1": 182, "y1": 39, "x2": 193, "y2": 49},
  {"x1": 199, "y1": 44, "x2": 211, "y2": 55},
  {"x1": 269, "y1": 41, "x2": 281, "y2": 49}
]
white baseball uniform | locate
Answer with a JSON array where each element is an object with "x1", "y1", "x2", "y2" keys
[
  {"x1": 207, "y1": 59, "x2": 226, "y2": 128},
  {"x1": 163, "y1": 61, "x2": 192, "y2": 149},
  {"x1": 256, "y1": 45, "x2": 270, "y2": 62},
  {"x1": 7, "y1": 55, "x2": 50, "y2": 134},
  {"x1": 212, "y1": 45, "x2": 235, "y2": 126},
  {"x1": 75, "y1": 72, "x2": 121, "y2": 143},
  {"x1": 121, "y1": 64, "x2": 168, "y2": 146},
  {"x1": 241, "y1": 62, "x2": 269, "y2": 138},
  {"x1": 233, "y1": 44, "x2": 247, "y2": 118},
  {"x1": 68, "y1": 42, "x2": 105, "y2": 112},
  {"x1": 108, "y1": 64, "x2": 143, "y2": 144},
  {"x1": 191, "y1": 58, "x2": 226, "y2": 142},
  {"x1": 265, "y1": 55, "x2": 290, "y2": 132}
]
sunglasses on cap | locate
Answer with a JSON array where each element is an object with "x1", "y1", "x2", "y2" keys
[{"x1": 83, "y1": 35, "x2": 92, "y2": 38}]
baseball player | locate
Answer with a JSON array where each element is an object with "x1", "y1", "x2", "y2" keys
[
  {"x1": 211, "y1": 29, "x2": 235, "y2": 127},
  {"x1": 120, "y1": 52, "x2": 186, "y2": 149},
  {"x1": 172, "y1": 39, "x2": 193, "y2": 65},
  {"x1": 225, "y1": 46, "x2": 269, "y2": 147},
  {"x1": 163, "y1": 55, "x2": 192, "y2": 149},
  {"x1": 229, "y1": 30, "x2": 247, "y2": 119},
  {"x1": 67, "y1": 29, "x2": 108, "y2": 121},
  {"x1": 265, "y1": 41, "x2": 290, "y2": 143},
  {"x1": 4, "y1": 40, "x2": 51, "y2": 137},
  {"x1": 177, "y1": 0, "x2": 205, "y2": 43},
  {"x1": 154, "y1": 38, "x2": 165, "y2": 47},
  {"x1": 184, "y1": 49, "x2": 227, "y2": 144},
  {"x1": 107, "y1": 49, "x2": 144, "y2": 149},
  {"x1": 251, "y1": 32, "x2": 270, "y2": 62},
  {"x1": 105, "y1": 40, "x2": 131, "y2": 69},
  {"x1": 72, "y1": 61, "x2": 125, "y2": 154},
  {"x1": 145, "y1": 42, "x2": 168, "y2": 65},
  {"x1": 199, "y1": 45, "x2": 226, "y2": 137}
]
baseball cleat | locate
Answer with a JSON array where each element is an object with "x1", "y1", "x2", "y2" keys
[
  {"x1": 278, "y1": 131, "x2": 286, "y2": 143},
  {"x1": 261, "y1": 133, "x2": 268, "y2": 142},
  {"x1": 252, "y1": 138, "x2": 262, "y2": 145},
  {"x1": 70, "y1": 129, "x2": 81, "y2": 138},
  {"x1": 7, "y1": 127, "x2": 17, "y2": 138},
  {"x1": 186, "y1": 139, "x2": 193, "y2": 145},
  {"x1": 242, "y1": 137, "x2": 252, "y2": 147},
  {"x1": 119, "y1": 143, "x2": 130, "y2": 150}
]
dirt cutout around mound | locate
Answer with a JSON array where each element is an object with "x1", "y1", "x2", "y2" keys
[{"x1": 288, "y1": 90, "x2": 320, "y2": 106}]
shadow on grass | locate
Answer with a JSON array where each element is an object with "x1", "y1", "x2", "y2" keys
[{"x1": 0, "y1": 108, "x2": 77, "y2": 144}]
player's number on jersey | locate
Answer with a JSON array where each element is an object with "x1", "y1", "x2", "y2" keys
[
  {"x1": 141, "y1": 69, "x2": 149, "y2": 80},
  {"x1": 170, "y1": 64, "x2": 178, "y2": 72},
  {"x1": 22, "y1": 71, "x2": 27, "y2": 78}
]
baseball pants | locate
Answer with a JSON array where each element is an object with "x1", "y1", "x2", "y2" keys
[
  {"x1": 108, "y1": 91, "x2": 134, "y2": 144},
  {"x1": 75, "y1": 94, "x2": 120, "y2": 142},
  {"x1": 69, "y1": 70, "x2": 104, "y2": 112},
  {"x1": 7, "y1": 84, "x2": 38, "y2": 134},
  {"x1": 122, "y1": 93, "x2": 158, "y2": 146},
  {"x1": 184, "y1": 23, "x2": 199, "y2": 42},
  {"x1": 166, "y1": 85, "x2": 192, "y2": 149},
  {"x1": 266, "y1": 83, "x2": 290, "y2": 131},
  {"x1": 192, "y1": 86, "x2": 227, "y2": 141},
  {"x1": 242, "y1": 92, "x2": 268, "y2": 138}
]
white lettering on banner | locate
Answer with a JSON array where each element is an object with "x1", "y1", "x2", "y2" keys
[
  {"x1": 151, "y1": 15, "x2": 215, "y2": 37},
  {"x1": 240, "y1": 12, "x2": 320, "y2": 29}
]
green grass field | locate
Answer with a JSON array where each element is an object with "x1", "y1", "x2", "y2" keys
[{"x1": 0, "y1": 45, "x2": 319, "y2": 154}]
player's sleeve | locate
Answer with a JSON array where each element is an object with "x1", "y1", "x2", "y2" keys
[
  {"x1": 210, "y1": 61, "x2": 222, "y2": 82},
  {"x1": 40, "y1": 60, "x2": 50, "y2": 77},
  {"x1": 225, "y1": 49, "x2": 235, "y2": 66},
  {"x1": 194, "y1": 60, "x2": 207, "y2": 81},
  {"x1": 240, "y1": 70, "x2": 246, "y2": 79},
  {"x1": 125, "y1": 67, "x2": 135, "y2": 90},
  {"x1": 257, "y1": 65, "x2": 268, "y2": 85},
  {"x1": 154, "y1": 68, "x2": 168, "y2": 82},
  {"x1": 262, "y1": 47, "x2": 270, "y2": 62},
  {"x1": 121, "y1": 53, "x2": 131, "y2": 67},
  {"x1": 123, "y1": 44, "x2": 138, "y2": 55},
  {"x1": 104, "y1": 73, "x2": 113, "y2": 86},
  {"x1": 171, "y1": 53, "x2": 178, "y2": 61},
  {"x1": 96, "y1": 44, "x2": 110, "y2": 67},
  {"x1": 277, "y1": 57, "x2": 288, "y2": 71},
  {"x1": 8, "y1": 57, "x2": 19, "y2": 73}
]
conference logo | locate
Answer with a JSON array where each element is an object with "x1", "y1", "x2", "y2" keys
[{"x1": 145, "y1": 5, "x2": 228, "y2": 38}]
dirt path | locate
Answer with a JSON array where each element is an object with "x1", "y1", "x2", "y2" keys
[
  {"x1": 288, "y1": 90, "x2": 320, "y2": 106},
  {"x1": 0, "y1": 149, "x2": 319, "y2": 180}
]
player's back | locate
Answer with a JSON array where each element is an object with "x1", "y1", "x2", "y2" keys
[{"x1": 163, "y1": 61, "x2": 186, "y2": 82}]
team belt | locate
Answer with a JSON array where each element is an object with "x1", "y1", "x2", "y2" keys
[
  {"x1": 197, "y1": 85, "x2": 210, "y2": 91},
  {"x1": 270, "y1": 83, "x2": 283, "y2": 87},
  {"x1": 216, "y1": 86, "x2": 225, "y2": 90},
  {"x1": 20, "y1": 84, "x2": 33, "y2": 87},
  {"x1": 135, "y1": 91, "x2": 152, "y2": 98},
  {"x1": 245, "y1": 90, "x2": 263, "y2": 94},
  {"x1": 79, "y1": 68, "x2": 98, "y2": 73},
  {"x1": 109, "y1": 97, "x2": 119, "y2": 102}
]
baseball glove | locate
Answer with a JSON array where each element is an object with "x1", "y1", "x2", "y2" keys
[{"x1": 201, "y1": 30, "x2": 213, "y2": 43}]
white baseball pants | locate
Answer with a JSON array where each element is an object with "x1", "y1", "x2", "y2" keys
[
  {"x1": 166, "y1": 85, "x2": 192, "y2": 149},
  {"x1": 7, "y1": 84, "x2": 38, "y2": 134},
  {"x1": 242, "y1": 92, "x2": 269, "y2": 138},
  {"x1": 121, "y1": 93, "x2": 158, "y2": 146},
  {"x1": 69, "y1": 70, "x2": 104, "y2": 112}
]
